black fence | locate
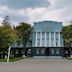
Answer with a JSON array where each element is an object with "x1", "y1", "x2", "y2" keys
[{"x1": 0, "y1": 47, "x2": 72, "y2": 59}]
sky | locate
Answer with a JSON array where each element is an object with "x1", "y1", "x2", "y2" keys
[{"x1": 0, "y1": 0, "x2": 72, "y2": 26}]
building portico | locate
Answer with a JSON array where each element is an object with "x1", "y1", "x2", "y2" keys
[{"x1": 35, "y1": 31, "x2": 61, "y2": 47}]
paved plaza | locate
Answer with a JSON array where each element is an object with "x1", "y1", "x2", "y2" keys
[{"x1": 0, "y1": 58, "x2": 72, "y2": 72}]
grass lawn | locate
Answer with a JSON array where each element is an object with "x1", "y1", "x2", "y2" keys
[
  {"x1": 0, "y1": 57, "x2": 23, "y2": 62},
  {"x1": 66, "y1": 58, "x2": 72, "y2": 60}
]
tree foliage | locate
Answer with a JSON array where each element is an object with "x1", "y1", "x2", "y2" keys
[
  {"x1": 2, "y1": 16, "x2": 11, "y2": 26},
  {"x1": 61, "y1": 25, "x2": 72, "y2": 47},
  {"x1": 0, "y1": 25, "x2": 16, "y2": 48},
  {"x1": 0, "y1": 16, "x2": 16, "y2": 48},
  {"x1": 15, "y1": 22, "x2": 32, "y2": 47}
]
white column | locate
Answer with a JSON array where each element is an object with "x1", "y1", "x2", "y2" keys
[
  {"x1": 49, "y1": 32, "x2": 51, "y2": 47},
  {"x1": 58, "y1": 31, "x2": 61, "y2": 47},
  {"x1": 40, "y1": 31, "x2": 42, "y2": 47},
  {"x1": 45, "y1": 32, "x2": 47, "y2": 47},
  {"x1": 35, "y1": 31, "x2": 37, "y2": 47},
  {"x1": 54, "y1": 30, "x2": 56, "y2": 47}
]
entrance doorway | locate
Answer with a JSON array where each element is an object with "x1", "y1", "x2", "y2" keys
[
  {"x1": 31, "y1": 47, "x2": 64, "y2": 57},
  {"x1": 49, "y1": 48, "x2": 64, "y2": 56},
  {"x1": 46, "y1": 48, "x2": 49, "y2": 56}
]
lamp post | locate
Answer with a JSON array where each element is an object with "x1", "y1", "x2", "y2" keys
[{"x1": 7, "y1": 43, "x2": 11, "y2": 62}]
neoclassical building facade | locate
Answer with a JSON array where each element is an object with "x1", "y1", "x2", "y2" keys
[
  {"x1": 31, "y1": 21, "x2": 64, "y2": 56},
  {"x1": 32, "y1": 21, "x2": 64, "y2": 47}
]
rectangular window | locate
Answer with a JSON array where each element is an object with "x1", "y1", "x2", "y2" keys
[
  {"x1": 42, "y1": 32, "x2": 45, "y2": 47},
  {"x1": 46, "y1": 32, "x2": 49, "y2": 47},
  {"x1": 37, "y1": 32, "x2": 40, "y2": 39}
]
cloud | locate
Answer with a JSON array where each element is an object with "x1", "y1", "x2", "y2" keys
[
  {"x1": 0, "y1": 16, "x2": 3, "y2": 26},
  {"x1": 24, "y1": 8, "x2": 48, "y2": 23},
  {"x1": 53, "y1": 0, "x2": 72, "y2": 9},
  {"x1": 0, "y1": 0, "x2": 50, "y2": 9},
  {"x1": 0, "y1": 0, "x2": 72, "y2": 26},
  {"x1": 0, "y1": 6, "x2": 30, "y2": 26},
  {"x1": 46, "y1": 0, "x2": 72, "y2": 25},
  {"x1": 22, "y1": 7, "x2": 63, "y2": 25}
]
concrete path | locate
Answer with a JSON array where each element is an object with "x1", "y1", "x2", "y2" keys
[{"x1": 0, "y1": 58, "x2": 72, "y2": 72}]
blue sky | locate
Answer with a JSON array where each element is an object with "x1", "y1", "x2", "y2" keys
[{"x1": 0, "y1": 0, "x2": 72, "y2": 26}]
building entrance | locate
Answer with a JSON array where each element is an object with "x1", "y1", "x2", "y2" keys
[
  {"x1": 32, "y1": 47, "x2": 64, "y2": 57},
  {"x1": 49, "y1": 48, "x2": 63, "y2": 56},
  {"x1": 46, "y1": 48, "x2": 49, "y2": 56}
]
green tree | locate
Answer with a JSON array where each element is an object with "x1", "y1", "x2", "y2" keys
[
  {"x1": 61, "y1": 25, "x2": 72, "y2": 47},
  {"x1": 0, "y1": 16, "x2": 16, "y2": 48},
  {"x1": 0, "y1": 25, "x2": 16, "y2": 48},
  {"x1": 15, "y1": 22, "x2": 32, "y2": 47}
]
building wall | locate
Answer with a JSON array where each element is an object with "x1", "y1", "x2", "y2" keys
[{"x1": 32, "y1": 21, "x2": 64, "y2": 47}]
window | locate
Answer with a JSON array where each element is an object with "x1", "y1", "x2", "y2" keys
[
  {"x1": 37, "y1": 41, "x2": 40, "y2": 47},
  {"x1": 51, "y1": 32, "x2": 54, "y2": 35},
  {"x1": 47, "y1": 32, "x2": 49, "y2": 35},
  {"x1": 50, "y1": 50, "x2": 54, "y2": 54},
  {"x1": 56, "y1": 32, "x2": 58, "y2": 35},
  {"x1": 42, "y1": 42, "x2": 45, "y2": 47},
  {"x1": 41, "y1": 49, "x2": 45, "y2": 54},
  {"x1": 47, "y1": 38, "x2": 49, "y2": 40},
  {"x1": 42, "y1": 32, "x2": 45, "y2": 35},
  {"x1": 51, "y1": 38, "x2": 54, "y2": 40},
  {"x1": 56, "y1": 50, "x2": 59, "y2": 54},
  {"x1": 36, "y1": 49, "x2": 40, "y2": 54},
  {"x1": 37, "y1": 32, "x2": 40, "y2": 40},
  {"x1": 38, "y1": 32, "x2": 40, "y2": 35},
  {"x1": 56, "y1": 38, "x2": 58, "y2": 40},
  {"x1": 42, "y1": 38, "x2": 44, "y2": 40},
  {"x1": 37, "y1": 39, "x2": 40, "y2": 41},
  {"x1": 56, "y1": 42, "x2": 58, "y2": 46}
]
